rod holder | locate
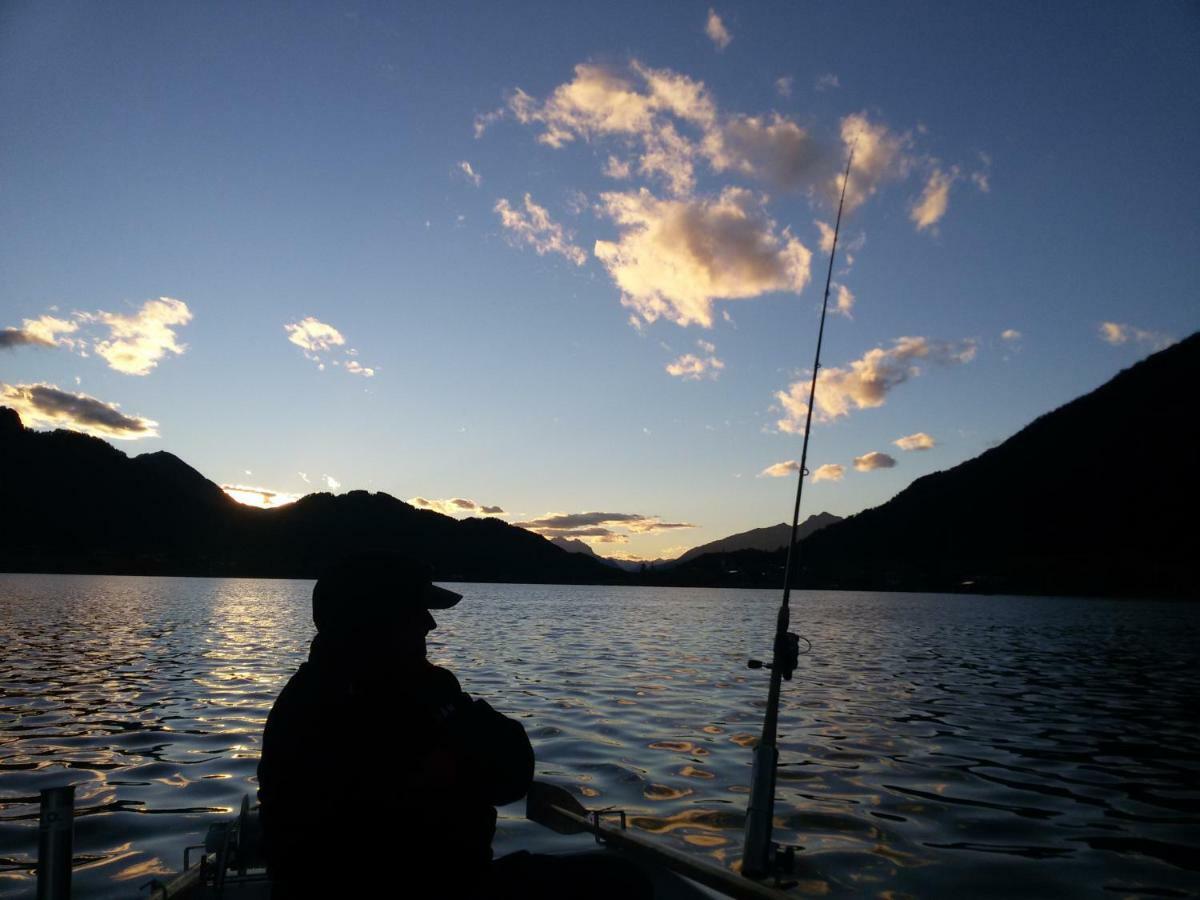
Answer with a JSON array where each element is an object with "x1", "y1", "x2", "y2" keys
[{"x1": 37, "y1": 785, "x2": 75, "y2": 900}]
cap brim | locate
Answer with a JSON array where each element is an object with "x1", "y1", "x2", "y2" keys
[{"x1": 424, "y1": 583, "x2": 462, "y2": 609}]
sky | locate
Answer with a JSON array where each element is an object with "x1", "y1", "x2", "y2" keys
[{"x1": 2, "y1": 1, "x2": 1197, "y2": 560}]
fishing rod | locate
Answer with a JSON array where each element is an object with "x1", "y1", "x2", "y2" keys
[{"x1": 741, "y1": 143, "x2": 856, "y2": 881}]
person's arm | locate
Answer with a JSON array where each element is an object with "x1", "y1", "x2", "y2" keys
[{"x1": 420, "y1": 664, "x2": 534, "y2": 805}]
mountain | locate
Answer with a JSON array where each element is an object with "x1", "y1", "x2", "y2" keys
[
  {"x1": 664, "y1": 334, "x2": 1199, "y2": 597},
  {"x1": 550, "y1": 536, "x2": 620, "y2": 568},
  {"x1": 670, "y1": 513, "x2": 841, "y2": 566},
  {"x1": 0, "y1": 407, "x2": 622, "y2": 584}
]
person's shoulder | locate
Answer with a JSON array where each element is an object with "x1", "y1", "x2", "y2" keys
[{"x1": 416, "y1": 662, "x2": 464, "y2": 698}]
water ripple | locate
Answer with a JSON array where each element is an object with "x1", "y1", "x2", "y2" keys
[{"x1": 1, "y1": 576, "x2": 1198, "y2": 898}]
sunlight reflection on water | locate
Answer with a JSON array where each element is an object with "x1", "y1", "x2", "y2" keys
[{"x1": 1, "y1": 575, "x2": 1197, "y2": 898}]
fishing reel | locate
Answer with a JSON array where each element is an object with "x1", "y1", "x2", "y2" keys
[{"x1": 746, "y1": 631, "x2": 801, "y2": 680}]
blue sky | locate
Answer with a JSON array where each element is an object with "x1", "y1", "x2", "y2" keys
[{"x1": 2, "y1": 2, "x2": 1197, "y2": 559}]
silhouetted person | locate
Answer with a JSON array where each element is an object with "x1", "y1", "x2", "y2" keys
[{"x1": 258, "y1": 552, "x2": 652, "y2": 899}]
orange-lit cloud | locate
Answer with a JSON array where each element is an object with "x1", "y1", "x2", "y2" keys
[
  {"x1": 811, "y1": 463, "x2": 844, "y2": 482},
  {"x1": 1098, "y1": 321, "x2": 1173, "y2": 350},
  {"x1": 705, "y1": 9, "x2": 732, "y2": 50},
  {"x1": 595, "y1": 187, "x2": 812, "y2": 328},
  {"x1": 495, "y1": 194, "x2": 587, "y2": 265},
  {"x1": 910, "y1": 166, "x2": 959, "y2": 232},
  {"x1": 894, "y1": 432, "x2": 936, "y2": 451},
  {"x1": 1, "y1": 382, "x2": 158, "y2": 440},
  {"x1": 838, "y1": 112, "x2": 912, "y2": 212},
  {"x1": 853, "y1": 451, "x2": 897, "y2": 471},
  {"x1": 758, "y1": 460, "x2": 801, "y2": 478},
  {"x1": 666, "y1": 340, "x2": 725, "y2": 380},
  {"x1": 409, "y1": 496, "x2": 506, "y2": 516},
  {"x1": 221, "y1": 484, "x2": 300, "y2": 509},
  {"x1": 1001, "y1": 329, "x2": 1022, "y2": 341},
  {"x1": 776, "y1": 336, "x2": 977, "y2": 432},
  {"x1": 516, "y1": 511, "x2": 695, "y2": 544}
]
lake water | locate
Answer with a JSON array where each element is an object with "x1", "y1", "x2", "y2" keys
[{"x1": 0, "y1": 575, "x2": 1197, "y2": 898}]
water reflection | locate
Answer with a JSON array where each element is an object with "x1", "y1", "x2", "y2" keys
[{"x1": 0, "y1": 577, "x2": 1197, "y2": 898}]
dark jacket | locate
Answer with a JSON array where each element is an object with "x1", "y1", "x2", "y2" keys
[{"x1": 257, "y1": 636, "x2": 534, "y2": 897}]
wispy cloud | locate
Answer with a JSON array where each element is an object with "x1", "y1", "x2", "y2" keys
[
  {"x1": 832, "y1": 283, "x2": 855, "y2": 317},
  {"x1": 759, "y1": 459, "x2": 801, "y2": 478},
  {"x1": 1098, "y1": 321, "x2": 1174, "y2": 350},
  {"x1": 853, "y1": 450, "x2": 897, "y2": 471},
  {"x1": 595, "y1": 187, "x2": 812, "y2": 328},
  {"x1": 705, "y1": 8, "x2": 732, "y2": 50},
  {"x1": 814, "y1": 73, "x2": 840, "y2": 92},
  {"x1": 774, "y1": 76, "x2": 793, "y2": 98},
  {"x1": 457, "y1": 160, "x2": 482, "y2": 186},
  {"x1": 1001, "y1": 328, "x2": 1022, "y2": 341},
  {"x1": 910, "y1": 166, "x2": 959, "y2": 232},
  {"x1": 284, "y1": 317, "x2": 377, "y2": 375},
  {"x1": 495, "y1": 194, "x2": 588, "y2": 265},
  {"x1": 1, "y1": 382, "x2": 158, "y2": 440},
  {"x1": 410, "y1": 496, "x2": 506, "y2": 516},
  {"x1": 776, "y1": 336, "x2": 977, "y2": 432},
  {"x1": 666, "y1": 340, "x2": 725, "y2": 380},
  {"x1": 323, "y1": 474, "x2": 341, "y2": 491},
  {"x1": 894, "y1": 432, "x2": 936, "y2": 451},
  {"x1": 811, "y1": 463, "x2": 844, "y2": 482},
  {"x1": 516, "y1": 511, "x2": 696, "y2": 544}
]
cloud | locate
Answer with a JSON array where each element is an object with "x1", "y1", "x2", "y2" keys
[
  {"x1": 1001, "y1": 329, "x2": 1022, "y2": 341},
  {"x1": 666, "y1": 340, "x2": 725, "y2": 380},
  {"x1": 703, "y1": 114, "x2": 821, "y2": 188},
  {"x1": 775, "y1": 76, "x2": 793, "y2": 98},
  {"x1": 457, "y1": 160, "x2": 482, "y2": 186},
  {"x1": 1, "y1": 382, "x2": 158, "y2": 440},
  {"x1": 604, "y1": 156, "x2": 632, "y2": 179},
  {"x1": 838, "y1": 113, "x2": 913, "y2": 212},
  {"x1": 495, "y1": 194, "x2": 588, "y2": 265},
  {"x1": 83, "y1": 297, "x2": 192, "y2": 375},
  {"x1": 285, "y1": 317, "x2": 346, "y2": 354},
  {"x1": 811, "y1": 463, "x2": 844, "y2": 482},
  {"x1": 832, "y1": 283, "x2": 855, "y2": 317},
  {"x1": 516, "y1": 511, "x2": 696, "y2": 544},
  {"x1": 971, "y1": 151, "x2": 992, "y2": 193},
  {"x1": 759, "y1": 459, "x2": 801, "y2": 478},
  {"x1": 409, "y1": 496, "x2": 506, "y2": 516},
  {"x1": 893, "y1": 432, "x2": 936, "y2": 451},
  {"x1": 285, "y1": 317, "x2": 377, "y2": 375},
  {"x1": 298, "y1": 472, "x2": 311, "y2": 483},
  {"x1": 324, "y1": 475, "x2": 341, "y2": 491},
  {"x1": 776, "y1": 336, "x2": 977, "y2": 432},
  {"x1": 705, "y1": 9, "x2": 732, "y2": 50},
  {"x1": 814, "y1": 73, "x2": 840, "y2": 92},
  {"x1": 814, "y1": 220, "x2": 835, "y2": 254},
  {"x1": 474, "y1": 107, "x2": 505, "y2": 139},
  {"x1": 221, "y1": 484, "x2": 300, "y2": 509},
  {"x1": 853, "y1": 450, "x2": 897, "y2": 471},
  {"x1": 0, "y1": 314, "x2": 81, "y2": 350},
  {"x1": 505, "y1": 62, "x2": 832, "y2": 198},
  {"x1": 1098, "y1": 322, "x2": 1174, "y2": 350},
  {"x1": 910, "y1": 166, "x2": 959, "y2": 232},
  {"x1": 595, "y1": 187, "x2": 812, "y2": 328}
]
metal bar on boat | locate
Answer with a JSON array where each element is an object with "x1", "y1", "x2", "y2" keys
[
  {"x1": 36, "y1": 785, "x2": 74, "y2": 900},
  {"x1": 545, "y1": 800, "x2": 792, "y2": 900}
]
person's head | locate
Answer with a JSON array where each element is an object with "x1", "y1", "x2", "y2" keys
[{"x1": 312, "y1": 551, "x2": 461, "y2": 663}]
